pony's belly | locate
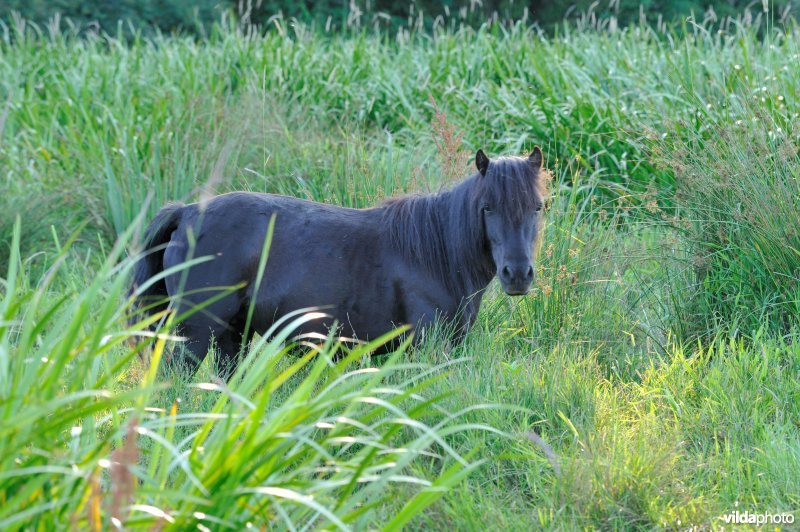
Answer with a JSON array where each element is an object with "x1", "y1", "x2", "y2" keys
[
  {"x1": 252, "y1": 299, "x2": 399, "y2": 344},
  {"x1": 250, "y1": 254, "x2": 399, "y2": 342}
]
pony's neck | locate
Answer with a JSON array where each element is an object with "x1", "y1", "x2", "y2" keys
[
  {"x1": 381, "y1": 175, "x2": 496, "y2": 299},
  {"x1": 441, "y1": 177, "x2": 496, "y2": 293}
]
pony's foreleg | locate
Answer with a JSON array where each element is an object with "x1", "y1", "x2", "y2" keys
[{"x1": 406, "y1": 307, "x2": 436, "y2": 348}]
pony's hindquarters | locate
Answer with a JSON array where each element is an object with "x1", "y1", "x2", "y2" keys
[{"x1": 130, "y1": 202, "x2": 185, "y2": 320}]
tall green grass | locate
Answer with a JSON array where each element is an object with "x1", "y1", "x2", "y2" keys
[
  {"x1": 3, "y1": 16, "x2": 800, "y2": 241},
  {"x1": 652, "y1": 104, "x2": 800, "y2": 337}
]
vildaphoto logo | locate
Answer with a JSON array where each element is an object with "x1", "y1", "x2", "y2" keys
[{"x1": 718, "y1": 504, "x2": 795, "y2": 526}]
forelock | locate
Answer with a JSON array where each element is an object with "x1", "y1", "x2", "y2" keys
[{"x1": 479, "y1": 156, "x2": 546, "y2": 222}]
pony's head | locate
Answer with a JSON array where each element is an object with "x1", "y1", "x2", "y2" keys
[{"x1": 474, "y1": 147, "x2": 547, "y2": 296}]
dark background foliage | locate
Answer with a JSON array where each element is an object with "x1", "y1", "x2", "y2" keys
[{"x1": 2, "y1": 0, "x2": 798, "y2": 36}]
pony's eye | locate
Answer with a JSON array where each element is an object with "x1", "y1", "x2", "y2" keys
[{"x1": 482, "y1": 205, "x2": 492, "y2": 213}]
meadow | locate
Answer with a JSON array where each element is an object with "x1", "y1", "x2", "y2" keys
[{"x1": 1, "y1": 12, "x2": 799, "y2": 530}]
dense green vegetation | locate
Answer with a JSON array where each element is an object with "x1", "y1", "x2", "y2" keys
[
  {"x1": 1, "y1": 11, "x2": 799, "y2": 530},
  {"x1": 5, "y1": 0, "x2": 800, "y2": 36}
]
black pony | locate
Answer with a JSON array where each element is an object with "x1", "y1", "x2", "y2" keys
[{"x1": 131, "y1": 148, "x2": 548, "y2": 373}]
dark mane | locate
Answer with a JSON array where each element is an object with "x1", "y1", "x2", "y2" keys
[
  {"x1": 481, "y1": 155, "x2": 547, "y2": 222},
  {"x1": 380, "y1": 175, "x2": 489, "y2": 294},
  {"x1": 380, "y1": 156, "x2": 544, "y2": 294}
]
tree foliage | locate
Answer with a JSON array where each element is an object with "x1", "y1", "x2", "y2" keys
[{"x1": 2, "y1": 0, "x2": 798, "y2": 37}]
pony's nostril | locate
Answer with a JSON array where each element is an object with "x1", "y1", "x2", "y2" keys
[
  {"x1": 502, "y1": 266, "x2": 511, "y2": 278},
  {"x1": 526, "y1": 266, "x2": 534, "y2": 279}
]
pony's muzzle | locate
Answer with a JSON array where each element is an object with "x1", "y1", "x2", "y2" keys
[{"x1": 499, "y1": 263, "x2": 534, "y2": 295}]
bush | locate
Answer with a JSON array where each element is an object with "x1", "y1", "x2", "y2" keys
[{"x1": 2, "y1": 0, "x2": 222, "y2": 37}]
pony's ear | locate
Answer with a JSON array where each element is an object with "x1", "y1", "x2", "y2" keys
[
  {"x1": 528, "y1": 147, "x2": 543, "y2": 169},
  {"x1": 475, "y1": 149, "x2": 490, "y2": 176}
]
